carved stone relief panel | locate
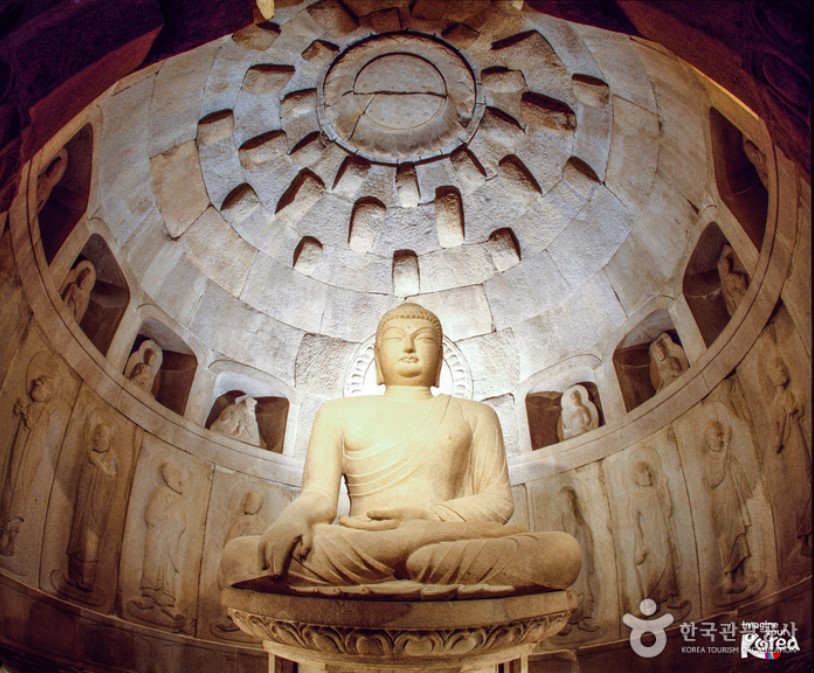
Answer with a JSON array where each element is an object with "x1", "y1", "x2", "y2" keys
[
  {"x1": 603, "y1": 427, "x2": 699, "y2": 623},
  {"x1": 528, "y1": 462, "x2": 620, "y2": 646},
  {"x1": 0, "y1": 329, "x2": 79, "y2": 578},
  {"x1": 118, "y1": 434, "x2": 212, "y2": 634},
  {"x1": 736, "y1": 305, "x2": 812, "y2": 581},
  {"x1": 0, "y1": 228, "x2": 32, "y2": 386},
  {"x1": 672, "y1": 375, "x2": 775, "y2": 615},
  {"x1": 197, "y1": 470, "x2": 298, "y2": 642},
  {"x1": 40, "y1": 384, "x2": 141, "y2": 612}
]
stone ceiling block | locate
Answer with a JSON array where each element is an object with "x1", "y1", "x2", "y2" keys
[
  {"x1": 238, "y1": 130, "x2": 288, "y2": 170},
  {"x1": 150, "y1": 141, "x2": 210, "y2": 238},
  {"x1": 483, "y1": 252, "x2": 570, "y2": 330},
  {"x1": 409, "y1": 285, "x2": 492, "y2": 341},
  {"x1": 332, "y1": 155, "x2": 371, "y2": 198},
  {"x1": 392, "y1": 250, "x2": 419, "y2": 297},
  {"x1": 348, "y1": 198, "x2": 385, "y2": 253},
  {"x1": 572, "y1": 74, "x2": 610, "y2": 107},
  {"x1": 149, "y1": 41, "x2": 220, "y2": 157},
  {"x1": 572, "y1": 104, "x2": 611, "y2": 183},
  {"x1": 191, "y1": 282, "x2": 303, "y2": 384},
  {"x1": 231, "y1": 21, "x2": 281, "y2": 51},
  {"x1": 458, "y1": 328, "x2": 520, "y2": 400},
  {"x1": 197, "y1": 110, "x2": 234, "y2": 147},
  {"x1": 360, "y1": 8, "x2": 401, "y2": 33},
  {"x1": 281, "y1": 89, "x2": 318, "y2": 119},
  {"x1": 153, "y1": 253, "x2": 210, "y2": 328},
  {"x1": 307, "y1": 0, "x2": 359, "y2": 37},
  {"x1": 181, "y1": 206, "x2": 258, "y2": 298},
  {"x1": 547, "y1": 186, "x2": 632, "y2": 288},
  {"x1": 418, "y1": 244, "x2": 496, "y2": 294},
  {"x1": 513, "y1": 272, "x2": 626, "y2": 379},
  {"x1": 292, "y1": 236, "x2": 323, "y2": 275},
  {"x1": 319, "y1": 287, "x2": 399, "y2": 342},
  {"x1": 510, "y1": 179, "x2": 584, "y2": 253},
  {"x1": 98, "y1": 76, "x2": 156, "y2": 234},
  {"x1": 242, "y1": 64, "x2": 296, "y2": 95},
  {"x1": 585, "y1": 34, "x2": 657, "y2": 113},
  {"x1": 488, "y1": 228, "x2": 521, "y2": 272},
  {"x1": 220, "y1": 184, "x2": 260, "y2": 225},
  {"x1": 604, "y1": 95, "x2": 659, "y2": 207},
  {"x1": 434, "y1": 187, "x2": 465, "y2": 248}
]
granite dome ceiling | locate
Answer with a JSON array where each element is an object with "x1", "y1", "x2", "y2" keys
[{"x1": 92, "y1": 0, "x2": 713, "y2": 386}]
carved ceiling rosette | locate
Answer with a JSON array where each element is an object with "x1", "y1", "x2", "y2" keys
[{"x1": 319, "y1": 32, "x2": 484, "y2": 164}]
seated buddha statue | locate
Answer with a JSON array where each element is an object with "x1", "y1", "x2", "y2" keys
[{"x1": 222, "y1": 303, "x2": 580, "y2": 595}]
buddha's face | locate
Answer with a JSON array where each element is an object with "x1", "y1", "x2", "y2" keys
[
  {"x1": 376, "y1": 317, "x2": 441, "y2": 387},
  {"x1": 243, "y1": 491, "x2": 263, "y2": 515}
]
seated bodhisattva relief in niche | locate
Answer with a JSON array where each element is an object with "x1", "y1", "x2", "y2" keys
[
  {"x1": 125, "y1": 341, "x2": 162, "y2": 397},
  {"x1": 222, "y1": 304, "x2": 581, "y2": 597},
  {"x1": 649, "y1": 333, "x2": 689, "y2": 392},
  {"x1": 558, "y1": 384, "x2": 599, "y2": 441},
  {"x1": 59, "y1": 260, "x2": 96, "y2": 324},
  {"x1": 211, "y1": 397, "x2": 266, "y2": 448}
]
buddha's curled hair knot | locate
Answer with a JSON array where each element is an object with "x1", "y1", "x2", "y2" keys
[{"x1": 375, "y1": 303, "x2": 443, "y2": 346}]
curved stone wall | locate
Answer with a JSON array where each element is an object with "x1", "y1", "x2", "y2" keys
[{"x1": 0, "y1": 3, "x2": 811, "y2": 672}]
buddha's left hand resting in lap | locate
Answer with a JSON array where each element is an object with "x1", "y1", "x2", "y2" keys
[{"x1": 222, "y1": 303, "x2": 580, "y2": 594}]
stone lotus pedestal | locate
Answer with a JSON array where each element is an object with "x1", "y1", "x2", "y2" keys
[{"x1": 222, "y1": 586, "x2": 576, "y2": 673}]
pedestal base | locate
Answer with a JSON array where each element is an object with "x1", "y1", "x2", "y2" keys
[{"x1": 223, "y1": 588, "x2": 575, "y2": 673}]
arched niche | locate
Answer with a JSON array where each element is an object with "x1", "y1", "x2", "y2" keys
[
  {"x1": 525, "y1": 381, "x2": 603, "y2": 450},
  {"x1": 37, "y1": 124, "x2": 93, "y2": 263},
  {"x1": 683, "y1": 222, "x2": 750, "y2": 346},
  {"x1": 709, "y1": 108, "x2": 768, "y2": 250},
  {"x1": 613, "y1": 310, "x2": 687, "y2": 412},
  {"x1": 205, "y1": 390, "x2": 289, "y2": 453},
  {"x1": 58, "y1": 233, "x2": 129, "y2": 355},
  {"x1": 125, "y1": 319, "x2": 197, "y2": 416}
]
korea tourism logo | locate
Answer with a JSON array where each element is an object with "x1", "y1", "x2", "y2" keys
[{"x1": 624, "y1": 600, "x2": 801, "y2": 661}]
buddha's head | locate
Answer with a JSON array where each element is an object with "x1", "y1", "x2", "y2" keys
[{"x1": 374, "y1": 303, "x2": 443, "y2": 388}]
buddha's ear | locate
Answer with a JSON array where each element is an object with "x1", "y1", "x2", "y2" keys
[
  {"x1": 434, "y1": 347, "x2": 443, "y2": 388},
  {"x1": 374, "y1": 348, "x2": 384, "y2": 385}
]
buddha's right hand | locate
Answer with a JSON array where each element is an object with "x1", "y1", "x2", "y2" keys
[{"x1": 258, "y1": 517, "x2": 314, "y2": 578}]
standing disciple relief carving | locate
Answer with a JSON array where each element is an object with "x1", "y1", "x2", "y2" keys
[
  {"x1": 52, "y1": 413, "x2": 118, "y2": 602},
  {"x1": 211, "y1": 491, "x2": 266, "y2": 639},
  {"x1": 125, "y1": 341, "x2": 163, "y2": 397},
  {"x1": 127, "y1": 461, "x2": 188, "y2": 631},
  {"x1": 717, "y1": 244, "x2": 749, "y2": 317},
  {"x1": 211, "y1": 397, "x2": 266, "y2": 448},
  {"x1": 222, "y1": 304, "x2": 581, "y2": 598},
  {"x1": 649, "y1": 333, "x2": 689, "y2": 392},
  {"x1": 701, "y1": 413, "x2": 763, "y2": 604},
  {"x1": 59, "y1": 260, "x2": 96, "y2": 323},
  {"x1": 557, "y1": 385, "x2": 599, "y2": 441},
  {"x1": 556, "y1": 485, "x2": 598, "y2": 634},
  {"x1": 629, "y1": 461, "x2": 689, "y2": 613},
  {"x1": 0, "y1": 352, "x2": 69, "y2": 560},
  {"x1": 767, "y1": 354, "x2": 812, "y2": 557}
]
